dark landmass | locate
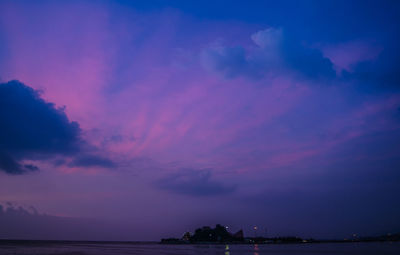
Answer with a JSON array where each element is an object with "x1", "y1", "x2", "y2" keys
[
  {"x1": 161, "y1": 224, "x2": 400, "y2": 244},
  {"x1": 161, "y1": 224, "x2": 244, "y2": 244}
]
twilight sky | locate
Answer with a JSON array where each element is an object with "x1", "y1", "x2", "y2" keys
[{"x1": 0, "y1": 0, "x2": 400, "y2": 241}]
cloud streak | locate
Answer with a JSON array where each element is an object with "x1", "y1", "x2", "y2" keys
[{"x1": 156, "y1": 169, "x2": 236, "y2": 196}]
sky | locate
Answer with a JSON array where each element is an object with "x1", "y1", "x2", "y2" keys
[{"x1": 0, "y1": 0, "x2": 400, "y2": 241}]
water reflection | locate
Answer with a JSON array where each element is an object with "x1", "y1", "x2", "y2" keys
[
  {"x1": 253, "y1": 244, "x2": 259, "y2": 255},
  {"x1": 225, "y1": 244, "x2": 230, "y2": 255}
]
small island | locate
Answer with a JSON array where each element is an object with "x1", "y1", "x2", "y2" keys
[
  {"x1": 161, "y1": 224, "x2": 244, "y2": 244},
  {"x1": 161, "y1": 224, "x2": 307, "y2": 244},
  {"x1": 161, "y1": 224, "x2": 400, "y2": 244}
]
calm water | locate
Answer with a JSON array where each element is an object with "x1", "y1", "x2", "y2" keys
[{"x1": 0, "y1": 242, "x2": 399, "y2": 255}]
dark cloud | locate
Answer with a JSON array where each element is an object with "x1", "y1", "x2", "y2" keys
[
  {"x1": 282, "y1": 37, "x2": 335, "y2": 79},
  {"x1": 156, "y1": 168, "x2": 236, "y2": 196},
  {"x1": 201, "y1": 23, "x2": 400, "y2": 91},
  {"x1": 0, "y1": 81, "x2": 81, "y2": 153},
  {"x1": 201, "y1": 28, "x2": 335, "y2": 80},
  {"x1": 0, "y1": 80, "x2": 81, "y2": 174},
  {"x1": 201, "y1": 24, "x2": 400, "y2": 86},
  {"x1": 22, "y1": 164, "x2": 39, "y2": 172},
  {"x1": 0, "y1": 80, "x2": 114, "y2": 174},
  {"x1": 0, "y1": 152, "x2": 29, "y2": 174},
  {"x1": 68, "y1": 154, "x2": 116, "y2": 168}
]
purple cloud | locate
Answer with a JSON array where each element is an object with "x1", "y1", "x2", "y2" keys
[{"x1": 156, "y1": 169, "x2": 236, "y2": 196}]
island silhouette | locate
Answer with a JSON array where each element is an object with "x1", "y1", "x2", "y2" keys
[{"x1": 161, "y1": 224, "x2": 400, "y2": 244}]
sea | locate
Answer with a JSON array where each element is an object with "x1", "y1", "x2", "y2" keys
[{"x1": 0, "y1": 241, "x2": 399, "y2": 255}]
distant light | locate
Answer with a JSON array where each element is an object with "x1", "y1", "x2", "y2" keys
[{"x1": 254, "y1": 226, "x2": 258, "y2": 230}]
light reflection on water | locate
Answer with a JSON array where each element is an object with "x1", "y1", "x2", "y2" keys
[
  {"x1": 225, "y1": 244, "x2": 230, "y2": 255},
  {"x1": 253, "y1": 244, "x2": 259, "y2": 255},
  {"x1": 0, "y1": 242, "x2": 399, "y2": 255}
]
